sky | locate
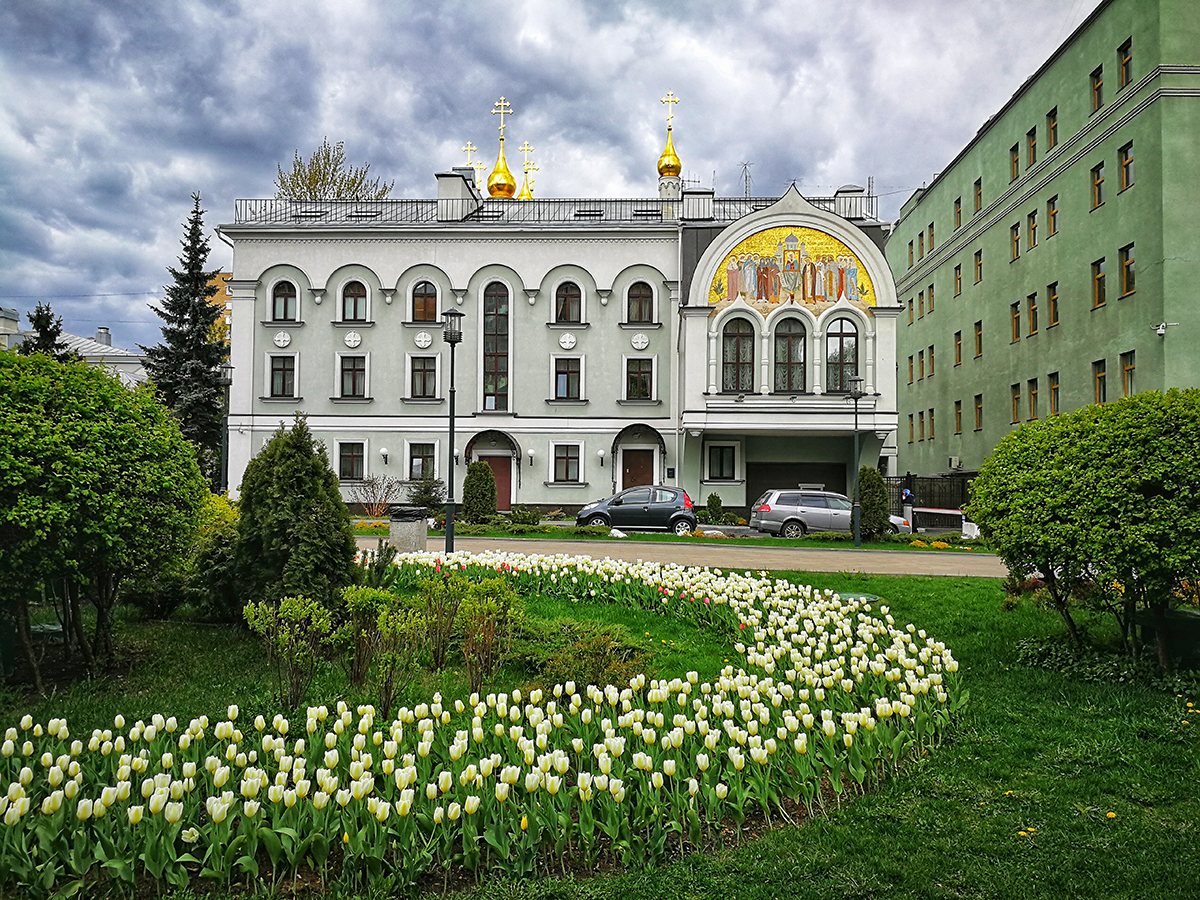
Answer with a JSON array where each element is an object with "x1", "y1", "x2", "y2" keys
[{"x1": 0, "y1": 0, "x2": 1098, "y2": 351}]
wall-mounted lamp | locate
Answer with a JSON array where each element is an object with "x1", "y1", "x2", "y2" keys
[
  {"x1": 1155, "y1": 321, "x2": 1179, "y2": 337},
  {"x1": 527, "y1": 448, "x2": 535, "y2": 464},
  {"x1": 453, "y1": 447, "x2": 460, "y2": 465},
  {"x1": 597, "y1": 448, "x2": 605, "y2": 467},
  {"x1": 735, "y1": 393, "x2": 745, "y2": 402},
  {"x1": 380, "y1": 447, "x2": 389, "y2": 465}
]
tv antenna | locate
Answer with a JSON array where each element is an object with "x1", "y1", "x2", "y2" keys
[{"x1": 739, "y1": 162, "x2": 753, "y2": 198}]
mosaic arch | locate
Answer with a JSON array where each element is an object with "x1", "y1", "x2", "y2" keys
[{"x1": 707, "y1": 226, "x2": 876, "y2": 308}]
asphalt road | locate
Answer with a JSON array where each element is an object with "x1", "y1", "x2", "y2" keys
[{"x1": 355, "y1": 535, "x2": 1007, "y2": 578}]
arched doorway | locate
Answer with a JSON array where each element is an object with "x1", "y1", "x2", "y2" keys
[
  {"x1": 465, "y1": 430, "x2": 521, "y2": 511},
  {"x1": 611, "y1": 424, "x2": 667, "y2": 490}
]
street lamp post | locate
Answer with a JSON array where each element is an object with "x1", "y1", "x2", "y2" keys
[
  {"x1": 442, "y1": 309, "x2": 464, "y2": 553},
  {"x1": 847, "y1": 375, "x2": 866, "y2": 548},
  {"x1": 217, "y1": 363, "x2": 234, "y2": 494}
]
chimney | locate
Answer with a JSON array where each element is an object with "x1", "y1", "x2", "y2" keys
[{"x1": 95, "y1": 327, "x2": 111, "y2": 346}]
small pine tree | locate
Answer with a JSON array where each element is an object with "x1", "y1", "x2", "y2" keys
[
  {"x1": 461, "y1": 461, "x2": 497, "y2": 523},
  {"x1": 18, "y1": 302, "x2": 78, "y2": 362},
  {"x1": 858, "y1": 465, "x2": 891, "y2": 541},
  {"x1": 139, "y1": 193, "x2": 228, "y2": 486},
  {"x1": 235, "y1": 414, "x2": 357, "y2": 608},
  {"x1": 407, "y1": 472, "x2": 446, "y2": 511}
]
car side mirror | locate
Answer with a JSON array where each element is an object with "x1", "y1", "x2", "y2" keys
[{"x1": 610, "y1": 498, "x2": 622, "y2": 506}]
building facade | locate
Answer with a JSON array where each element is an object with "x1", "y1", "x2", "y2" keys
[
  {"x1": 888, "y1": 0, "x2": 1200, "y2": 475},
  {"x1": 219, "y1": 131, "x2": 900, "y2": 513}
]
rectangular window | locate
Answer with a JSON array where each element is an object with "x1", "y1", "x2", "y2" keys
[
  {"x1": 554, "y1": 357, "x2": 581, "y2": 400},
  {"x1": 908, "y1": 241, "x2": 914, "y2": 268},
  {"x1": 974, "y1": 249, "x2": 983, "y2": 283},
  {"x1": 409, "y1": 443, "x2": 434, "y2": 480},
  {"x1": 918, "y1": 232, "x2": 924, "y2": 259},
  {"x1": 928, "y1": 345, "x2": 935, "y2": 376},
  {"x1": 918, "y1": 350, "x2": 925, "y2": 380},
  {"x1": 929, "y1": 408, "x2": 935, "y2": 440},
  {"x1": 1027, "y1": 128, "x2": 1037, "y2": 167},
  {"x1": 1047, "y1": 195, "x2": 1059, "y2": 235},
  {"x1": 411, "y1": 356, "x2": 437, "y2": 399},
  {"x1": 1010, "y1": 144, "x2": 1020, "y2": 182},
  {"x1": 1011, "y1": 384, "x2": 1021, "y2": 423},
  {"x1": 1119, "y1": 142, "x2": 1134, "y2": 190},
  {"x1": 908, "y1": 298, "x2": 914, "y2": 324},
  {"x1": 1119, "y1": 39, "x2": 1132, "y2": 89},
  {"x1": 1092, "y1": 162, "x2": 1105, "y2": 208},
  {"x1": 954, "y1": 331, "x2": 962, "y2": 365},
  {"x1": 1093, "y1": 359, "x2": 1107, "y2": 403},
  {"x1": 1048, "y1": 282, "x2": 1059, "y2": 326},
  {"x1": 918, "y1": 290, "x2": 925, "y2": 318},
  {"x1": 1093, "y1": 258, "x2": 1107, "y2": 308},
  {"x1": 1121, "y1": 350, "x2": 1136, "y2": 396},
  {"x1": 954, "y1": 197, "x2": 962, "y2": 229},
  {"x1": 908, "y1": 355, "x2": 914, "y2": 385},
  {"x1": 974, "y1": 394, "x2": 983, "y2": 431},
  {"x1": 1050, "y1": 372, "x2": 1060, "y2": 415},
  {"x1": 1091, "y1": 66, "x2": 1104, "y2": 112},
  {"x1": 918, "y1": 411, "x2": 925, "y2": 441},
  {"x1": 927, "y1": 283, "x2": 935, "y2": 312},
  {"x1": 954, "y1": 265, "x2": 962, "y2": 296},
  {"x1": 339, "y1": 442, "x2": 364, "y2": 481},
  {"x1": 1011, "y1": 302, "x2": 1021, "y2": 342},
  {"x1": 341, "y1": 356, "x2": 366, "y2": 398},
  {"x1": 974, "y1": 178, "x2": 982, "y2": 213},
  {"x1": 1118, "y1": 242, "x2": 1136, "y2": 296},
  {"x1": 928, "y1": 222, "x2": 935, "y2": 252},
  {"x1": 1027, "y1": 210, "x2": 1038, "y2": 248},
  {"x1": 1010, "y1": 223, "x2": 1021, "y2": 261},
  {"x1": 955, "y1": 400, "x2": 963, "y2": 434},
  {"x1": 1028, "y1": 378, "x2": 1039, "y2": 419},
  {"x1": 709, "y1": 445, "x2": 735, "y2": 480},
  {"x1": 908, "y1": 414, "x2": 914, "y2": 444},
  {"x1": 626, "y1": 358, "x2": 653, "y2": 400},
  {"x1": 974, "y1": 321, "x2": 983, "y2": 358},
  {"x1": 553, "y1": 444, "x2": 581, "y2": 483},
  {"x1": 270, "y1": 356, "x2": 295, "y2": 398},
  {"x1": 1027, "y1": 292, "x2": 1038, "y2": 335},
  {"x1": 1047, "y1": 107, "x2": 1058, "y2": 149}
]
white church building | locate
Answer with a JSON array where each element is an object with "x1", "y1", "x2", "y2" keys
[{"x1": 218, "y1": 108, "x2": 900, "y2": 514}]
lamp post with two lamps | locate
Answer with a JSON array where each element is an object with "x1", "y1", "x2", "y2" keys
[
  {"x1": 441, "y1": 308, "x2": 464, "y2": 552},
  {"x1": 216, "y1": 362, "x2": 234, "y2": 494}
]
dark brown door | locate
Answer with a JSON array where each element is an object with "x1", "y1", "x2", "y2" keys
[
  {"x1": 482, "y1": 456, "x2": 512, "y2": 511},
  {"x1": 622, "y1": 449, "x2": 654, "y2": 489}
]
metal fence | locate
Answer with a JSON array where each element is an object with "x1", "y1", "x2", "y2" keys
[{"x1": 885, "y1": 473, "x2": 974, "y2": 515}]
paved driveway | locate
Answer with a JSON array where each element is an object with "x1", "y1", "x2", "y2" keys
[{"x1": 356, "y1": 536, "x2": 1007, "y2": 578}]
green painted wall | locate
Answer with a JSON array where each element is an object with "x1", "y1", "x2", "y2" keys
[{"x1": 887, "y1": 0, "x2": 1200, "y2": 475}]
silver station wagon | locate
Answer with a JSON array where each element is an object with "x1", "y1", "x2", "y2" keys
[{"x1": 749, "y1": 490, "x2": 911, "y2": 538}]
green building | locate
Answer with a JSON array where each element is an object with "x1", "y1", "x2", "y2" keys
[{"x1": 887, "y1": 0, "x2": 1200, "y2": 476}]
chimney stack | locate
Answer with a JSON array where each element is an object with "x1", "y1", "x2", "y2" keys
[{"x1": 95, "y1": 327, "x2": 111, "y2": 346}]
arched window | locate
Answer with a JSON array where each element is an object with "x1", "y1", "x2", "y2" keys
[
  {"x1": 272, "y1": 281, "x2": 297, "y2": 321},
  {"x1": 773, "y1": 319, "x2": 806, "y2": 392},
  {"x1": 722, "y1": 318, "x2": 755, "y2": 393},
  {"x1": 627, "y1": 282, "x2": 653, "y2": 323},
  {"x1": 342, "y1": 281, "x2": 367, "y2": 322},
  {"x1": 483, "y1": 282, "x2": 509, "y2": 411},
  {"x1": 412, "y1": 281, "x2": 437, "y2": 322},
  {"x1": 825, "y1": 316, "x2": 859, "y2": 392},
  {"x1": 555, "y1": 282, "x2": 581, "y2": 324}
]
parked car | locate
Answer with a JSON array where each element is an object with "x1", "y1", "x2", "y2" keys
[
  {"x1": 576, "y1": 486, "x2": 697, "y2": 535},
  {"x1": 748, "y1": 490, "x2": 912, "y2": 538}
]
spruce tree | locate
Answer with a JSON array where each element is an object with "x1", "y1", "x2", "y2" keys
[
  {"x1": 140, "y1": 193, "x2": 228, "y2": 485},
  {"x1": 18, "y1": 302, "x2": 78, "y2": 362}
]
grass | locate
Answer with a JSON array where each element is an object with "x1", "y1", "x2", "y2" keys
[{"x1": 4, "y1": 573, "x2": 1196, "y2": 899}]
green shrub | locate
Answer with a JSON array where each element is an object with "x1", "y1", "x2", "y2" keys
[
  {"x1": 460, "y1": 578, "x2": 521, "y2": 694},
  {"x1": 694, "y1": 510, "x2": 711, "y2": 525},
  {"x1": 423, "y1": 575, "x2": 469, "y2": 670},
  {"x1": 858, "y1": 465, "x2": 890, "y2": 541},
  {"x1": 376, "y1": 601, "x2": 426, "y2": 718},
  {"x1": 407, "y1": 473, "x2": 445, "y2": 511},
  {"x1": 461, "y1": 461, "x2": 497, "y2": 523},
  {"x1": 510, "y1": 505, "x2": 541, "y2": 526},
  {"x1": 706, "y1": 493, "x2": 724, "y2": 522},
  {"x1": 518, "y1": 619, "x2": 653, "y2": 689},
  {"x1": 243, "y1": 595, "x2": 333, "y2": 710},
  {"x1": 568, "y1": 525, "x2": 612, "y2": 537},
  {"x1": 191, "y1": 493, "x2": 241, "y2": 621},
  {"x1": 332, "y1": 585, "x2": 394, "y2": 686},
  {"x1": 357, "y1": 544, "x2": 400, "y2": 592}
]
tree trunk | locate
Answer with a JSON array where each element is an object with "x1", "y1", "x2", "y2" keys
[
  {"x1": 14, "y1": 596, "x2": 43, "y2": 695},
  {"x1": 1045, "y1": 576, "x2": 1081, "y2": 646},
  {"x1": 1150, "y1": 601, "x2": 1173, "y2": 674},
  {"x1": 68, "y1": 581, "x2": 95, "y2": 670},
  {"x1": 90, "y1": 571, "x2": 119, "y2": 660}
]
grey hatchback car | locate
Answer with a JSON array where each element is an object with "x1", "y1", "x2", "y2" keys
[{"x1": 749, "y1": 490, "x2": 911, "y2": 538}]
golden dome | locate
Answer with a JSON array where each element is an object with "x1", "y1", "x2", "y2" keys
[
  {"x1": 487, "y1": 139, "x2": 517, "y2": 199},
  {"x1": 516, "y1": 170, "x2": 533, "y2": 200},
  {"x1": 657, "y1": 126, "x2": 681, "y2": 177}
]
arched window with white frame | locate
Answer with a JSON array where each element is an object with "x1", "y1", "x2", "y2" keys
[
  {"x1": 825, "y1": 316, "x2": 859, "y2": 392},
  {"x1": 721, "y1": 318, "x2": 755, "y2": 392},
  {"x1": 773, "y1": 318, "x2": 806, "y2": 392}
]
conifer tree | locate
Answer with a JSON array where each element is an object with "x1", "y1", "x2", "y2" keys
[
  {"x1": 18, "y1": 302, "x2": 78, "y2": 362},
  {"x1": 140, "y1": 193, "x2": 228, "y2": 484}
]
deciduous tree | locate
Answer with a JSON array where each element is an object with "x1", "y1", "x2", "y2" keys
[{"x1": 275, "y1": 137, "x2": 393, "y2": 200}]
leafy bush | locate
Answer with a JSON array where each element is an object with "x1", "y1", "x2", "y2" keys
[
  {"x1": 1014, "y1": 635, "x2": 1200, "y2": 695},
  {"x1": 332, "y1": 585, "x2": 394, "y2": 686},
  {"x1": 858, "y1": 465, "x2": 890, "y2": 541},
  {"x1": 422, "y1": 575, "x2": 468, "y2": 670},
  {"x1": 243, "y1": 594, "x2": 333, "y2": 709},
  {"x1": 460, "y1": 577, "x2": 521, "y2": 694},
  {"x1": 510, "y1": 505, "x2": 541, "y2": 526},
  {"x1": 191, "y1": 493, "x2": 241, "y2": 621},
  {"x1": 376, "y1": 601, "x2": 426, "y2": 718},
  {"x1": 349, "y1": 474, "x2": 403, "y2": 517},
  {"x1": 461, "y1": 461, "x2": 497, "y2": 523},
  {"x1": 511, "y1": 618, "x2": 651, "y2": 689},
  {"x1": 407, "y1": 472, "x2": 445, "y2": 511},
  {"x1": 694, "y1": 510, "x2": 711, "y2": 525}
]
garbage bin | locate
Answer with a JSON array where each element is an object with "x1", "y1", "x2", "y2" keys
[{"x1": 388, "y1": 505, "x2": 429, "y2": 553}]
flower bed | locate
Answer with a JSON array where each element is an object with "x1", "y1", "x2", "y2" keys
[{"x1": 0, "y1": 551, "x2": 965, "y2": 894}]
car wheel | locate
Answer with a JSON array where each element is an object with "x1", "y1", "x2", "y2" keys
[
  {"x1": 889, "y1": 524, "x2": 900, "y2": 534},
  {"x1": 782, "y1": 521, "x2": 805, "y2": 539},
  {"x1": 588, "y1": 515, "x2": 609, "y2": 527},
  {"x1": 672, "y1": 519, "x2": 694, "y2": 536}
]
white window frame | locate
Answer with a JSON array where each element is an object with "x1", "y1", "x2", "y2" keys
[
  {"x1": 264, "y1": 351, "x2": 299, "y2": 399},
  {"x1": 334, "y1": 351, "x2": 371, "y2": 399},
  {"x1": 403, "y1": 438, "x2": 441, "y2": 481},
  {"x1": 548, "y1": 353, "x2": 585, "y2": 401},
  {"x1": 551, "y1": 278, "x2": 587, "y2": 325},
  {"x1": 621, "y1": 353, "x2": 658, "y2": 401},
  {"x1": 702, "y1": 440, "x2": 741, "y2": 483},
  {"x1": 623, "y1": 280, "x2": 658, "y2": 325},
  {"x1": 268, "y1": 276, "x2": 301, "y2": 322},
  {"x1": 478, "y1": 278, "x2": 515, "y2": 411},
  {"x1": 336, "y1": 438, "x2": 369, "y2": 482},
  {"x1": 336, "y1": 277, "x2": 372, "y2": 324},
  {"x1": 405, "y1": 352, "x2": 442, "y2": 400},
  {"x1": 548, "y1": 439, "x2": 585, "y2": 484},
  {"x1": 408, "y1": 278, "x2": 441, "y2": 324}
]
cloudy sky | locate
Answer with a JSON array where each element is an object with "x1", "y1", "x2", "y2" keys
[{"x1": 0, "y1": 0, "x2": 1096, "y2": 350}]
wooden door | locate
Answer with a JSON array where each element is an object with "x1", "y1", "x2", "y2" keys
[
  {"x1": 482, "y1": 456, "x2": 512, "y2": 511},
  {"x1": 622, "y1": 449, "x2": 654, "y2": 490}
]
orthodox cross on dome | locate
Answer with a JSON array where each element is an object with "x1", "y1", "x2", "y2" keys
[
  {"x1": 516, "y1": 141, "x2": 539, "y2": 199},
  {"x1": 492, "y1": 97, "x2": 514, "y2": 138},
  {"x1": 471, "y1": 159, "x2": 487, "y2": 188},
  {"x1": 518, "y1": 141, "x2": 536, "y2": 169},
  {"x1": 661, "y1": 90, "x2": 679, "y2": 128},
  {"x1": 461, "y1": 141, "x2": 478, "y2": 164}
]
